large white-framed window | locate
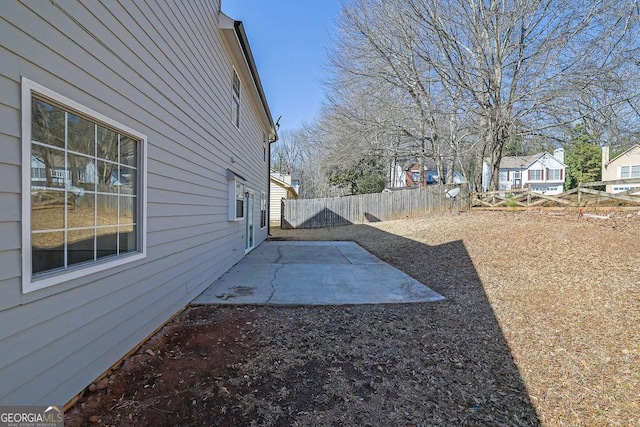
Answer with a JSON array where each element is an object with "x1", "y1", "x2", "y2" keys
[
  {"x1": 232, "y1": 68, "x2": 241, "y2": 129},
  {"x1": 21, "y1": 78, "x2": 147, "y2": 293}
]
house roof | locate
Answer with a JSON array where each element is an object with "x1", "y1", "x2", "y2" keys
[
  {"x1": 491, "y1": 152, "x2": 566, "y2": 169},
  {"x1": 270, "y1": 175, "x2": 298, "y2": 198},
  {"x1": 498, "y1": 154, "x2": 541, "y2": 169},
  {"x1": 606, "y1": 144, "x2": 640, "y2": 166}
]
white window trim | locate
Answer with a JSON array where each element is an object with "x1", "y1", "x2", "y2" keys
[{"x1": 21, "y1": 77, "x2": 147, "y2": 293}]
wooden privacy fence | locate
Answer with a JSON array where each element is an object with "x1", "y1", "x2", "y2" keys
[
  {"x1": 281, "y1": 184, "x2": 469, "y2": 229},
  {"x1": 471, "y1": 178, "x2": 640, "y2": 208}
]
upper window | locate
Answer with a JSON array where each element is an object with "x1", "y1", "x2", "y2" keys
[
  {"x1": 621, "y1": 165, "x2": 640, "y2": 179},
  {"x1": 529, "y1": 169, "x2": 542, "y2": 180},
  {"x1": 548, "y1": 169, "x2": 562, "y2": 180},
  {"x1": 411, "y1": 171, "x2": 420, "y2": 182},
  {"x1": 22, "y1": 78, "x2": 146, "y2": 293},
  {"x1": 232, "y1": 69, "x2": 241, "y2": 129},
  {"x1": 499, "y1": 171, "x2": 508, "y2": 181}
]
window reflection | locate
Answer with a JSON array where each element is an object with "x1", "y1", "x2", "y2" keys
[
  {"x1": 67, "y1": 113, "x2": 95, "y2": 155},
  {"x1": 31, "y1": 145, "x2": 66, "y2": 188},
  {"x1": 69, "y1": 153, "x2": 96, "y2": 191},
  {"x1": 120, "y1": 167, "x2": 136, "y2": 193},
  {"x1": 119, "y1": 195, "x2": 136, "y2": 225},
  {"x1": 97, "y1": 194, "x2": 119, "y2": 226},
  {"x1": 31, "y1": 95, "x2": 141, "y2": 277},
  {"x1": 97, "y1": 226, "x2": 118, "y2": 259},
  {"x1": 120, "y1": 136, "x2": 137, "y2": 168},
  {"x1": 31, "y1": 99, "x2": 64, "y2": 148},
  {"x1": 97, "y1": 125, "x2": 118, "y2": 162},
  {"x1": 32, "y1": 231, "x2": 64, "y2": 274},
  {"x1": 67, "y1": 229, "x2": 95, "y2": 266},
  {"x1": 31, "y1": 190, "x2": 65, "y2": 231},
  {"x1": 67, "y1": 194, "x2": 95, "y2": 229},
  {"x1": 119, "y1": 227, "x2": 137, "y2": 254},
  {"x1": 97, "y1": 160, "x2": 119, "y2": 191}
]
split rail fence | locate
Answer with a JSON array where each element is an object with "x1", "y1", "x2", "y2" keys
[
  {"x1": 281, "y1": 184, "x2": 469, "y2": 229},
  {"x1": 471, "y1": 178, "x2": 640, "y2": 209}
]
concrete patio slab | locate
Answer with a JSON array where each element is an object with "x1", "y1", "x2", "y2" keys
[{"x1": 192, "y1": 241, "x2": 445, "y2": 306}]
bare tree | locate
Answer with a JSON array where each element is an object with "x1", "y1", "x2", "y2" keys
[
  {"x1": 330, "y1": 0, "x2": 640, "y2": 190},
  {"x1": 329, "y1": 0, "x2": 451, "y2": 186}
]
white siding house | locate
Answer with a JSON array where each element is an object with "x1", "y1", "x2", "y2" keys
[
  {"x1": 482, "y1": 149, "x2": 566, "y2": 195},
  {"x1": 269, "y1": 172, "x2": 298, "y2": 224},
  {"x1": 0, "y1": 0, "x2": 276, "y2": 406}
]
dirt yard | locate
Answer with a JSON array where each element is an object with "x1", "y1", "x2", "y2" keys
[{"x1": 65, "y1": 210, "x2": 639, "y2": 426}]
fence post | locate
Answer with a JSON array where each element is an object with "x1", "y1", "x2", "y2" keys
[{"x1": 577, "y1": 184, "x2": 582, "y2": 206}]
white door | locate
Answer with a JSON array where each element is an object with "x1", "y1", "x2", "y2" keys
[{"x1": 245, "y1": 191, "x2": 254, "y2": 251}]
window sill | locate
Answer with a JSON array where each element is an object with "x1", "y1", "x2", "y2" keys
[{"x1": 24, "y1": 252, "x2": 145, "y2": 293}]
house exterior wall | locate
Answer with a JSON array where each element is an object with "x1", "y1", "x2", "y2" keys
[
  {"x1": 602, "y1": 145, "x2": 640, "y2": 193},
  {"x1": 0, "y1": 0, "x2": 272, "y2": 406},
  {"x1": 269, "y1": 181, "x2": 287, "y2": 223}
]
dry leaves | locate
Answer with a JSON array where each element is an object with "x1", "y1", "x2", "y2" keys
[{"x1": 65, "y1": 210, "x2": 639, "y2": 426}]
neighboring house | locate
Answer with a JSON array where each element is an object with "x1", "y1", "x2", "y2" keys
[
  {"x1": 0, "y1": 1, "x2": 277, "y2": 406},
  {"x1": 290, "y1": 170, "x2": 302, "y2": 195},
  {"x1": 403, "y1": 161, "x2": 468, "y2": 187},
  {"x1": 270, "y1": 172, "x2": 298, "y2": 224},
  {"x1": 482, "y1": 149, "x2": 566, "y2": 195},
  {"x1": 601, "y1": 145, "x2": 640, "y2": 194}
]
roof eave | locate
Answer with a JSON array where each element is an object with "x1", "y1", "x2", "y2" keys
[{"x1": 219, "y1": 13, "x2": 278, "y2": 142}]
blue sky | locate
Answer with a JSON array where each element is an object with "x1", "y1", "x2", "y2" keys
[{"x1": 222, "y1": 1, "x2": 342, "y2": 133}]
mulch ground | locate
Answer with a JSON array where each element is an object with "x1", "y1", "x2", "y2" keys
[{"x1": 65, "y1": 210, "x2": 640, "y2": 426}]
